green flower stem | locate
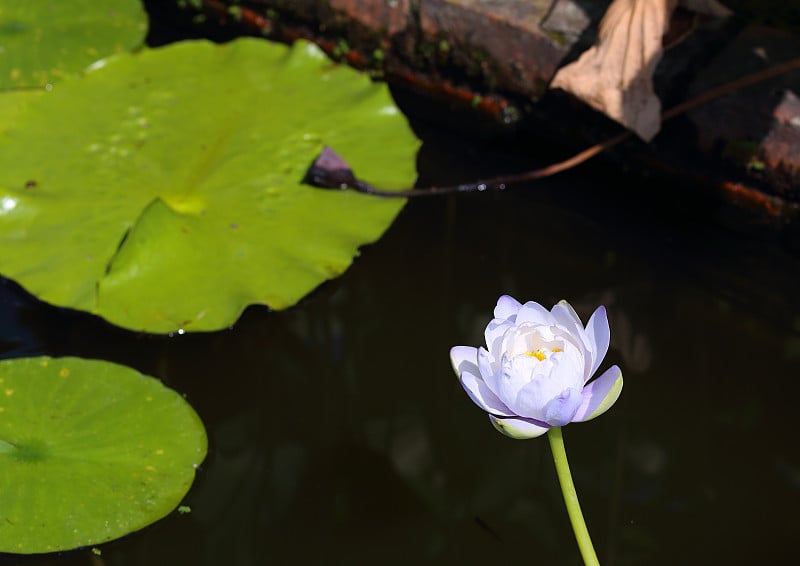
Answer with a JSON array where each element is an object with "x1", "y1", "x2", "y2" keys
[{"x1": 547, "y1": 426, "x2": 600, "y2": 566}]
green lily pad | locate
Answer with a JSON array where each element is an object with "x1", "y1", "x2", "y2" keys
[
  {"x1": 0, "y1": 356, "x2": 207, "y2": 554},
  {"x1": 0, "y1": 38, "x2": 418, "y2": 333},
  {"x1": 0, "y1": 0, "x2": 147, "y2": 89}
]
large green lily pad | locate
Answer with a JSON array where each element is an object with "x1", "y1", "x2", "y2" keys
[
  {"x1": 0, "y1": 38, "x2": 418, "y2": 333},
  {"x1": 0, "y1": 356, "x2": 207, "y2": 554},
  {"x1": 0, "y1": 0, "x2": 147, "y2": 89}
]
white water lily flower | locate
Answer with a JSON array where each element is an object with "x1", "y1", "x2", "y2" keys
[{"x1": 451, "y1": 295, "x2": 623, "y2": 439}]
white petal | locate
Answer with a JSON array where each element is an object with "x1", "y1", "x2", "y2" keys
[
  {"x1": 572, "y1": 365, "x2": 623, "y2": 422},
  {"x1": 513, "y1": 356, "x2": 581, "y2": 421},
  {"x1": 477, "y1": 347, "x2": 506, "y2": 402},
  {"x1": 552, "y1": 300, "x2": 598, "y2": 377},
  {"x1": 484, "y1": 318, "x2": 512, "y2": 357},
  {"x1": 460, "y1": 370, "x2": 515, "y2": 417},
  {"x1": 489, "y1": 415, "x2": 550, "y2": 439},
  {"x1": 549, "y1": 343, "x2": 586, "y2": 390},
  {"x1": 515, "y1": 301, "x2": 556, "y2": 325},
  {"x1": 552, "y1": 299, "x2": 583, "y2": 329},
  {"x1": 494, "y1": 295, "x2": 522, "y2": 320},
  {"x1": 585, "y1": 306, "x2": 610, "y2": 378},
  {"x1": 552, "y1": 300, "x2": 589, "y2": 346},
  {"x1": 496, "y1": 355, "x2": 537, "y2": 413},
  {"x1": 542, "y1": 387, "x2": 583, "y2": 426},
  {"x1": 450, "y1": 345, "x2": 478, "y2": 377},
  {"x1": 477, "y1": 346, "x2": 498, "y2": 381}
]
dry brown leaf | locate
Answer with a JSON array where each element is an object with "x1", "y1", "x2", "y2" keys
[
  {"x1": 549, "y1": 0, "x2": 732, "y2": 141},
  {"x1": 550, "y1": 0, "x2": 676, "y2": 141}
]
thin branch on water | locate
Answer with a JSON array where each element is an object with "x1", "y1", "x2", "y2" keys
[{"x1": 306, "y1": 56, "x2": 800, "y2": 198}]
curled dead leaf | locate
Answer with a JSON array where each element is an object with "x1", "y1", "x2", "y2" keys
[
  {"x1": 550, "y1": 0, "x2": 675, "y2": 141},
  {"x1": 549, "y1": 0, "x2": 732, "y2": 141}
]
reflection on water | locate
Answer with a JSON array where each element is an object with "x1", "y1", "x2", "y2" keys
[{"x1": 1, "y1": 131, "x2": 799, "y2": 566}]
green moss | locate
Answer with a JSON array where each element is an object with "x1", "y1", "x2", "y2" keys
[
  {"x1": 419, "y1": 41, "x2": 435, "y2": 60},
  {"x1": 723, "y1": 139, "x2": 759, "y2": 166},
  {"x1": 468, "y1": 46, "x2": 490, "y2": 64},
  {"x1": 332, "y1": 38, "x2": 350, "y2": 58},
  {"x1": 546, "y1": 30, "x2": 568, "y2": 47},
  {"x1": 227, "y1": 5, "x2": 242, "y2": 21}
]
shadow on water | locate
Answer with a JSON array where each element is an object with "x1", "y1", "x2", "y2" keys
[{"x1": 1, "y1": 120, "x2": 799, "y2": 566}]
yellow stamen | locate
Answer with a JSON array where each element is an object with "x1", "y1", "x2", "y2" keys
[
  {"x1": 524, "y1": 347, "x2": 563, "y2": 361},
  {"x1": 525, "y1": 350, "x2": 547, "y2": 361}
]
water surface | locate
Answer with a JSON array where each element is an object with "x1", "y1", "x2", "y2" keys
[{"x1": 1, "y1": 128, "x2": 799, "y2": 566}]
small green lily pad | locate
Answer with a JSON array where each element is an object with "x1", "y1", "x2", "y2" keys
[
  {"x1": 0, "y1": 356, "x2": 207, "y2": 554},
  {"x1": 0, "y1": 38, "x2": 418, "y2": 333},
  {"x1": 0, "y1": 0, "x2": 147, "y2": 89}
]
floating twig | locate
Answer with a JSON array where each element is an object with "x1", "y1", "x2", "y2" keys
[{"x1": 305, "y1": 56, "x2": 800, "y2": 197}]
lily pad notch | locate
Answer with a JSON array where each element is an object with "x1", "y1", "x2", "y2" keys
[{"x1": 0, "y1": 38, "x2": 420, "y2": 334}]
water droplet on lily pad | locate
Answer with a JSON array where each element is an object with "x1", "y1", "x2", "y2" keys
[{"x1": 0, "y1": 356, "x2": 207, "y2": 554}]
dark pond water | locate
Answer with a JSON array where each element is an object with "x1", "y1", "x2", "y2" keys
[
  {"x1": 1, "y1": 112, "x2": 799, "y2": 566},
  {"x1": 4, "y1": 4, "x2": 800, "y2": 561}
]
